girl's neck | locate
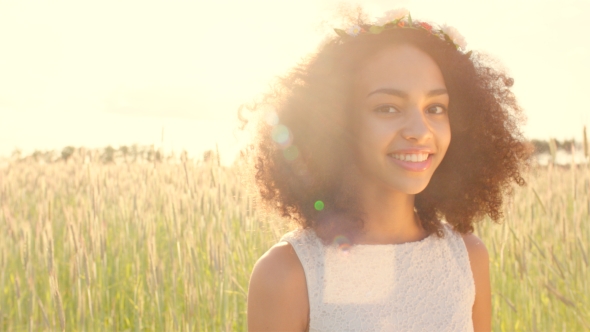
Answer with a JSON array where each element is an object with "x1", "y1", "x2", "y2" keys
[{"x1": 354, "y1": 183, "x2": 427, "y2": 245}]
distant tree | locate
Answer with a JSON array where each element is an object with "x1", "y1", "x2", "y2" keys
[
  {"x1": 557, "y1": 139, "x2": 575, "y2": 152},
  {"x1": 529, "y1": 139, "x2": 581, "y2": 155},
  {"x1": 61, "y1": 146, "x2": 75, "y2": 162},
  {"x1": 530, "y1": 139, "x2": 549, "y2": 154},
  {"x1": 43, "y1": 150, "x2": 57, "y2": 163},
  {"x1": 131, "y1": 144, "x2": 139, "y2": 162},
  {"x1": 102, "y1": 146, "x2": 115, "y2": 163},
  {"x1": 120, "y1": 145, "x2": 129, "y2": 163},
  {"x1": 146, "y1": 145, "x2": 155, "y2": 162},
  {"x1": 78, "y1": 147, "x2": 87, "y2": 164},
  {"x1": 31, "y1": 150, "x2": 42, "y2": 163}
]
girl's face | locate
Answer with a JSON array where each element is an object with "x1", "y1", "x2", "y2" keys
[{"x1": 351, "y1": 44, "x2": 451, "y2": 195}]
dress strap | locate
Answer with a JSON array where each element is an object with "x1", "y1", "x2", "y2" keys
[{"x1": 280, "y1": 228, "x2": 325, "y2": 323}]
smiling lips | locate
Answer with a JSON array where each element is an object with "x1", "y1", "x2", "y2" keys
[{"x1": 387, "y1": 152, "x2": 433, "y2": 172}]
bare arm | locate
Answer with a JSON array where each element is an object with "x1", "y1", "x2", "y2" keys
[
  {"x1": 462, "y1": 233, "x2": 492, "y2": 332},
  {"x1": 247, "y1": 242, "x2": 309, "y2": 332}
]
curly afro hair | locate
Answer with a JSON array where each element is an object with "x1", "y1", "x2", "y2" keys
[{"x1": 240, "y1": 15, "x2": 532, "y2": 242}]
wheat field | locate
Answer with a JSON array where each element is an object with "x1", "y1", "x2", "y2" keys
[{"x1": 0, "y1": 157, "x2": 588, "y2": 331}]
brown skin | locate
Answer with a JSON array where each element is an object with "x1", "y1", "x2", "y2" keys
[
  {"x1": 248, "y1": 45, "x2": 491, "y2": 331},
  {"x1": 462, "y1": 233, "x2": 492, "y2": 332},
  {"x1": 247, "y1": 243, "x2": 309, "y2": 332},
  {"x1": 248, "y1": 234, "x2": 490, "y2": 332},
  {"x1": 350, "y1": 44, "x2": 451, "y2": 244}
]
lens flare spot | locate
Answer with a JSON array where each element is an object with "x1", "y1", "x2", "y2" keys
[
  {"x1": 333, "y1": 235, "x2": 351, "y2": 252},
  {"x1": 272, "y1": 125, "x2": 290, "y2": 145},
  {"x1": 314, "y1": 200, "x2": 324, "y2": 211},
  {"x1": 283, "y1": 145, "x2": 299, "y2": 161}
]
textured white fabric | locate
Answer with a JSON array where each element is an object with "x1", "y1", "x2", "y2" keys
[{"x1": 280, "y1": 223, "x2": 475, "y2": 332}]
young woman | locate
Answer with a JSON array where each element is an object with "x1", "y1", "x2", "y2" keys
[{"x1": 245, "y1": 8, "x2": 530, "y2": 332}]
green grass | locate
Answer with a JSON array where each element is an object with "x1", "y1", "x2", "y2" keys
[
  {"x1": 478, "y1": 164, "x2": 590, "y2": 331},
  {"x1": 0, "y1": 159, "x2": 588, "y2": 331}
]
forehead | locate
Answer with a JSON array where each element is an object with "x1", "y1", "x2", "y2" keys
[{"x1": 354, "y1": 44, "x2": 446, "y2": 93}]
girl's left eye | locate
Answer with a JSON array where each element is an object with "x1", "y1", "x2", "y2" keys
[{"x1": 426, "y1": 105, "x2": 446, "y2": 114}]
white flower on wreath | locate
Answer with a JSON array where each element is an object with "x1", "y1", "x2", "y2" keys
[
  {"x1": 375, "y1": 8, "x2": 409, "y2": 26},
  {"x1": 346, "y1": 24, "x2": 362, "y2": 36},
  {"x1": 441, "y1": 24, "x2": 467, "y2": 50}
]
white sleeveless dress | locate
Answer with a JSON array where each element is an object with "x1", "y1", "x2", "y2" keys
[{"x1": 280, "y1": 222, "x2": 475, "y2": 332}]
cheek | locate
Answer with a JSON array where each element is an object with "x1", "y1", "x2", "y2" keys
[
  {"x1": 357, "y1": 118, "x2": 393, "y2": 150},
  {"x1": 353, "y1": 119, "x2": 385, "y2": 165}
]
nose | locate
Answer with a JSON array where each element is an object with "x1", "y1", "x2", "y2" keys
[{"x1": 400, "y1": 108, "x2": 432, "y2": 142}]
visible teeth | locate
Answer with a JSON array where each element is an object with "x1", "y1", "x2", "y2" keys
[{"x1": 389, "y1": 153, "x2": 429, "y2": 162}]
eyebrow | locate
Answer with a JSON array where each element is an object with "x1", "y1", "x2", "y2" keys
[{"x1": 366, "y1": 88, "x2": 448, "y2": 98}]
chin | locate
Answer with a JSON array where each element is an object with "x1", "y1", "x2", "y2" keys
[{"x1": 389, "y1": 179, "x2": 431, "y2": 195}]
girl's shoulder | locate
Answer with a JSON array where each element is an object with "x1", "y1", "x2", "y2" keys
[
  {"x1": 445, "y1": 223, "x2": 490, "y2": 270},
  {"x1": 459, "y1": 230, "x2": 492, "y2": 331},
  {"x1": 460, "y1": 232, "x2": 489, "y2": 258},
  {"x1": 247, "y1": 240, "x2": 309, "y2": 330},
  {"x1": 454, "y1": 224, "x2": 489, "y2": 271},
  {"x1": 459, "y1": 230, "x2": 490, "y2": 284}
]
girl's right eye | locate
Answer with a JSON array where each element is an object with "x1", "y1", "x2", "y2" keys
[{"x1": 374, "y1": 105, "x2": 399, "y2": 114}]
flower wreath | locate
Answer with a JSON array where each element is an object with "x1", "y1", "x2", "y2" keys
[{"x1": 334, "y1": 8, "x2": 470, "y2": 56}]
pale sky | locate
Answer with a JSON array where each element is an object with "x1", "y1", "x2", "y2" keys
[{"x1": 1, "y1": 0, "x2": 588, "y2": 164}]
